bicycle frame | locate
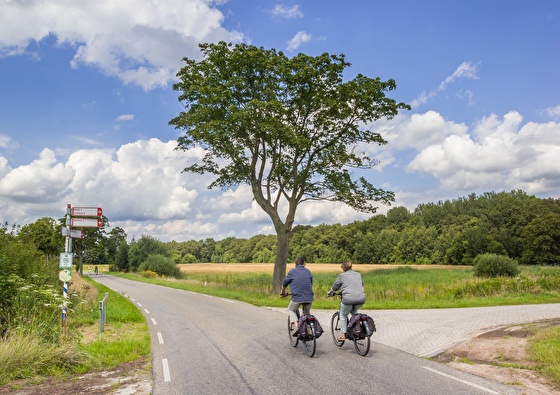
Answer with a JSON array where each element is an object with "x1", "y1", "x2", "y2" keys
[
  {"x1": 281, "y1": 293, "x2": 317, "y2": 357},
  {"x1": 328, "y1": 292, "x2": 371, "y2": 356}
]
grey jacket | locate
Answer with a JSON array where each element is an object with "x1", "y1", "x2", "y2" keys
[{"x1": 331, "y1": 269, "x2": 366, "y2": 305}]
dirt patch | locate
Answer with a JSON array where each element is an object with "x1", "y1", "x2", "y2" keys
[
  {"x1": 0, "y1": 359, "x2": 152, "y2": 395},
  {"x1": 434, "y1": 319, "x2": 560, "y2": 395}
]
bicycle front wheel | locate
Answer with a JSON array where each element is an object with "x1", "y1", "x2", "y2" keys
[
  {"x1": 303, "y1": 323, "x2": 316, "y2": 357},
  {"x1": 353, "y1": 335, "x2": 370, "y2": 356},
  {"x1": 288, "y1": 316, "x2": 298, "y2": 347},
  {"x1": 330, "y1": 311, "x2": 344, "y2": 347}
]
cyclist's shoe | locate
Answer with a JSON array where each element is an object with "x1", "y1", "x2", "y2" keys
[
  {"x1": 337, "y1": 334, "x2": 346, "y2": 341},
  {"x1": 291, "y1": 326, "x2": 299, "y2": 337}
]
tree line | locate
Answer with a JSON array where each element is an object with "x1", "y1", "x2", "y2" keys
[
  {"x1": 5, "y1": 190, "x2": 559, "y2": 274},
  {"x1": 160, "y1": 190, "x2": 560, "y2": 267}
]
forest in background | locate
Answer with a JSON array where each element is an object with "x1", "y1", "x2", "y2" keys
[{"x1": 159, "y1": 189, "x2": 560, "y2": 267}]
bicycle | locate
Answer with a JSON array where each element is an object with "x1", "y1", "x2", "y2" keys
[
  {"x1": 328, "y1": 292, "x2": 373, "y2": 356},
  {"x1": 280, "y1": 293, "x2": 317, "y2": 357}
]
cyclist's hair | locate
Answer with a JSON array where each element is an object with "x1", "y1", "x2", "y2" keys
[
  {"x1": 341, "y1": 260, "x2": 352, "y2": 271},
  {"x1": 295, "y1": 257, "x2": 305, "y2": 266}
]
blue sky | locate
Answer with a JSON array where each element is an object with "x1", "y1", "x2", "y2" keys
[{"x1": 1, "y1": 0, "x2": 559, "y2": 242}]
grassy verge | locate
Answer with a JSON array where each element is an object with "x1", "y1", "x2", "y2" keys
[
  {"x1": 75, "y1": 275, "x2": 151, "y2": 373},
  {"x1": 0, "y1": 274, "x2": 150, "y2": 385},
  {"x1": 113, "y1": 264, "x2": 560, "y2": 309},
  {"x1": 530, "y1": 325, "x2": 560, "y2": 386}
]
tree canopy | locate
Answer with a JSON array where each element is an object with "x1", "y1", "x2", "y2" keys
[{"x1": 170, "y1": 42, "x2": 410, "y2": 290}]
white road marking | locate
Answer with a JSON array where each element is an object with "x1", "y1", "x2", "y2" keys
[
  {"x1": 130, "y1": 297, "x2": 135, "y2": 301},
  {"x1": 137, "y1": 302, "x2": 142, "y2": 307},
  {"x1": 162, "y1": 358, "x2": 171, "y2": 382},
  {"x1": 221, "y1": 299, "x2": 234, "y2": 303},
  {"x1": 157, "y1": 332, "x2": 164, "y2": 344},
  {"x1": 151, "y1": 317, "x2": 157, "y2": 325},
  {"x1": 422, "y1": 366, "x2": 500, "y2": 394},
  {"x1": 144, "y1": 309, "x2": 150, "y2": 314}
]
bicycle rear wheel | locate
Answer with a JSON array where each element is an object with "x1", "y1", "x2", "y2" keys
[
  {"x1": 303, "y1": 322, "x2": 316, "y2": 357},
  {"x1": 353, "y1": 335, "x2": 370, "y2": 356},
  {"x1": 288, "y1": 316, "x2": 298, "y2": 347},
  {"x1": 330, "y1": 311, "x2": 344, "y2": 347}
]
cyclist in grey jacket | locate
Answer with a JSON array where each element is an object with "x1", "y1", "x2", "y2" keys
[{"x1": 328, "y1": 261, "x2": 366, "y2": 341}]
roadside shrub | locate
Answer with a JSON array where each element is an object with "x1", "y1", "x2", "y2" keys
[
  {"x1": 473, "y1": 253, "x2": 519, "y2": 278},
  {"x1": 138, "y1": 254, "x2": 181, "y2": 278},
  {"x1": 140, "y1": 270, "x2": 159, "y2": 278}
]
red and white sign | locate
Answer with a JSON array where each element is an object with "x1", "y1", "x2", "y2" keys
[
  {"x1": 71, "y1": 218, "x2": 103, "y2": 228},
  {"x1": 71, "y1": 207, "x2": 103, "y2": 217},
  {"x1": 61, "y1": 228, "x2": 84, "y2": 239}
]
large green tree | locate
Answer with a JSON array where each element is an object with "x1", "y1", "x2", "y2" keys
[
  {"x1": 170, "y1": 42, "x2": 410, "y2": 291},
  {"x1": 17, "y1": 217, "x2": 60, "y2": 259},
  {"x1": 128, "y1": 235, "x2": 171, "y2": 272}
]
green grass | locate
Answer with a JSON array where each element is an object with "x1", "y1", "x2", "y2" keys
[
  {"x1": 0, "y1": 276, "x2": 151, "y2": 385},
  {"x1": 3, "y1": 264, "x2": 559, "y2": 387},
  {"x1": 73, "y1": 278, "x2": 151, "y2": 373},
  {"x1": 530, "y1": 325, "x2": 560, "y2": 386},
  {"x1": 114, "y1": 265, "x2": 560, "y2": 309},
  {"x1": 0, "y1": 331, "x2": 91, "y2": 382}
]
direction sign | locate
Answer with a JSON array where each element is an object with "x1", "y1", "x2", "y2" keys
[
  {"x1": 59, "y1": 252, "x2": 73, "y2": 268},
  {"x1": 61, "y1": 228, "x2": 84, "y2": 239},
  {"x1": 71, "y1": 218, "x2": 103, "y2": 228},
  {"x1": 72, "y1": 207, "x2": 102, "y2": 217}
]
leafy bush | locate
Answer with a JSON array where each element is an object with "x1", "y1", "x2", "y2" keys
[
  {"x1": 473, "y1": 253, "x2": 519, "y2": 278},
  {"x1": 138, "y1": 254, "x2": 181, "y2": 278},
  {"x1": 140, "y1": 270, "x2": 159, "y2": 278}
]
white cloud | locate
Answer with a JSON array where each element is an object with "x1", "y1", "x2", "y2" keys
[
  {"x1": 270, "y1": 5, "x2": 303, "y2": 19},
  {"x1": 439, "y1": 61, "x2": 479, "y2": 90},
  {"x1": 407, "y1": 111, "x2": 560, "y2": 194},
  {"x1": 0, "y1": 134, "x2": 19, "y2": 149},
  {"x1": 380, "y1": 111, "x2": 468, "y2": 151},
  {"x1": 0, "y1": 0, "x2": 243, "y2": 89},
  {"x1": 411, "y1": 61, "x2": 480, "y2": 108},
  {"x1": 456, "y1": 89, "x2": 475, "y2": 107},
  {"x1": 544, "y1": 104, "x2": 560, "y2": 120},
  {"x1": 0, "y1": 148, "x2": 74, "y2": 203},
  {"x1": 287, "y1": 31, "x2": 311, "y2": 51},
  {"x1": 116, "y1": 114, "x2": 134, "y2": 121}
]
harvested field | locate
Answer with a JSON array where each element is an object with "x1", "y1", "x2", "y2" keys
[{"x1": 178, "y1": 263, "x2": 471, "y2": 275}]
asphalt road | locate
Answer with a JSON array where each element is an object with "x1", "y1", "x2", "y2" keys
[{"x1": 93, "y1": 275, "x2": 524, "y2": 395}]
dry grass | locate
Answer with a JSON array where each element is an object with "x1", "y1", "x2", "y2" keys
[
  {"x1": 68, "y1": 273, "x2": 99, "y2": 300},
  {"x1": 177, "y1": 262, "x2": 471, "y2": 275}
]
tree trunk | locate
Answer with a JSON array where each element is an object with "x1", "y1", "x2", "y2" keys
[{"x1": 272, "y1": 226, "x2": 290, "y2": 293}]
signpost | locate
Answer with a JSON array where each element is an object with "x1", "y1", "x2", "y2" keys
[
  {"x1": 61, "y1": 228, "x2": 84, "y2": 239},
  {"x1": 59, "y1": 252, "x2": 73, "y2": 268},
  {"x1": 71, "y1": 218, "x2": 103, "y2": 228},
  {"x1": 71, "y1": 207, "x2": 103, "y2": 217},
  {"x1": 60, "y1": 203, "x2": 103, "y2": 339}
]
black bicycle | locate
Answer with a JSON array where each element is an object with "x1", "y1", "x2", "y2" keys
[
  {"x1": 281, "y1": 294, "x2": 317, "y2": 357},
  {"x1": 328, "y1": 293, "x2": 373, "y2": 356}
]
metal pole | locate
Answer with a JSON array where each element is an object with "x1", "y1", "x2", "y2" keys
[
  {"x1": 99, "y1": 292, "x2": 108, "y2": 340},
  {"x1": 62, "y1": 203, "x2": 72, "y2": 339}
]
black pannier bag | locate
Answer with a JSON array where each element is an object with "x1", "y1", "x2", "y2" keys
[
  {"x1": 297, "y1": 314, "x2": 324, "y2": 340},
  {"x1": 347, "y1": 313, "x2": 376, "y2": 339}
]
